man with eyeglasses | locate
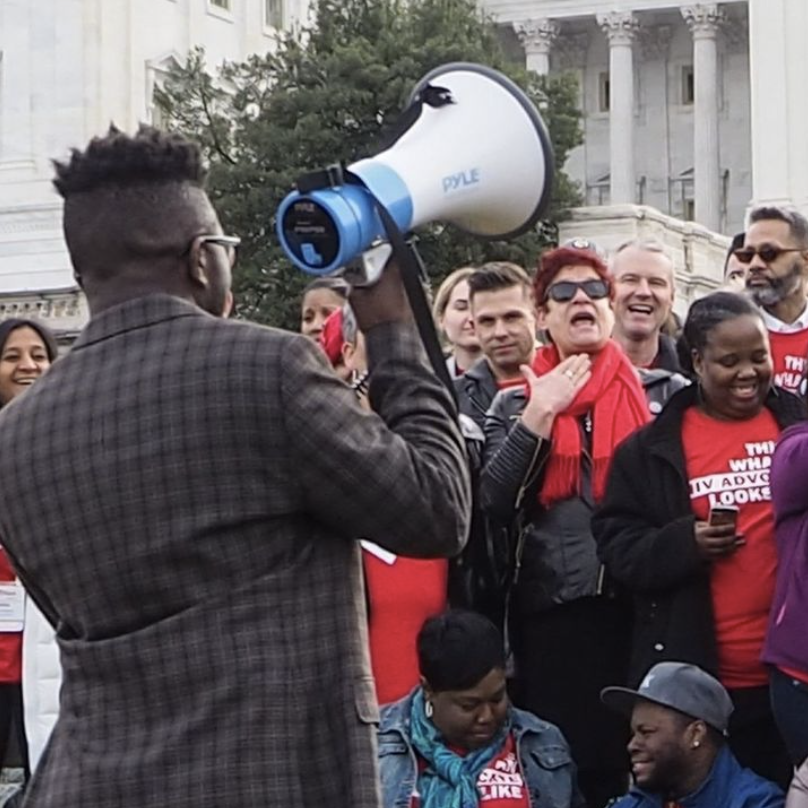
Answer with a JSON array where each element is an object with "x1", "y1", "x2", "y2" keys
[
  {"x1": 742, "y1": 206, "x2": 808, "y2": 395},
  {"x1": 0, "y1": 126, "x2": 471, "y2": 808}
]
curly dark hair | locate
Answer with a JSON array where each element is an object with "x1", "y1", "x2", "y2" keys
[{"x1": 52, "y1": 124, "x2": 207, "y2": 198}]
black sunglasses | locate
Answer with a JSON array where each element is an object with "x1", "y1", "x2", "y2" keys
[
  {"x1": 733, "y1": 246, "x2": 803, "y2": 265},
  {"x1": 545, "y1": 278, "x2": 610, "y2": 303}
]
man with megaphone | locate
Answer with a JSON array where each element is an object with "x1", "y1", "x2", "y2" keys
[{"x1": 0, "y1": 124, "x2": 471, "y2": 808}]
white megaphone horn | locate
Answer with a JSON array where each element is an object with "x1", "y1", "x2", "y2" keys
[{"x1": 276, "y1": 62, "x2": 554, "y2": 278}]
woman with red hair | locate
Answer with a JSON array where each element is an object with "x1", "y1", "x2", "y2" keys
[{"x1": 481, "y1": 246, "x2": 650, "y2": 807}]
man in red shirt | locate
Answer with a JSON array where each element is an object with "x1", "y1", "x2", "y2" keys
[{"x1": 742, "y1": 206, "x2": 808, "y2": 395}]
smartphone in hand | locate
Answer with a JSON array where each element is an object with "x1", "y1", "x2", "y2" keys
[
  {"x1": 709, "y1": 505, "x2": 744, "y2": 546},
  {"x1": 708, "y1": 505, "x2": 739, "y2": 528}
]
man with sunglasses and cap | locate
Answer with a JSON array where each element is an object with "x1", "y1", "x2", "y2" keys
[
  {"x1": 602, "y1": 661, "x2": 784, "y2": 808},
  {"x1": 741, "y1": 206, "x2": 808, "y2": 395}
]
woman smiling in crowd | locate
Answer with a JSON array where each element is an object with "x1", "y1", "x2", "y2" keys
[
  {"x1": 594, "y1": 292, "x2": 804, "y2": 789},
  {"x1": 433, "y1": 268, "x2": 482, "y2": 377},
  {"x1": 0, "y1": 318, "x2": 58, "y2": 781}
]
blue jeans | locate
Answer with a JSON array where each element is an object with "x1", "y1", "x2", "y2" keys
[{"x1": 770, "y1": 666, "x2": 808, "y2": 766}]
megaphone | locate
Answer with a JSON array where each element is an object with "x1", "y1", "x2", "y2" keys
[{"x1": 276, "y1": 62, "x2": 554, "y2": 278}]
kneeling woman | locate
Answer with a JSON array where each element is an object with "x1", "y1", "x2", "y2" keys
[{"x1": 378, "y1": 610, "x2": 584, "y2": 808}]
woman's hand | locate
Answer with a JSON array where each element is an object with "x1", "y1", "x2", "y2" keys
[
  {"x1": 519, "y1": 354, "x2": 592, "y2": 438},
  {"x1": 693, "y1": 520, "x2": 744, "y2": 561}
]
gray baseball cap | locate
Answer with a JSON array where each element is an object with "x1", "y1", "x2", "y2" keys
[{"x1": 601, "y1": 662, "x2": 734, "y2": 735}]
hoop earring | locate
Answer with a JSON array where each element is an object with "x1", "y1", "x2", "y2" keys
[{"x1": 425, "y1": 700, "x2": 433, "y2": 719}]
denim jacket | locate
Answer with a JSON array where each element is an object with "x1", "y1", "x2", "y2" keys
[{"x1": 378, "y1": 689, "x2": 586, "y2": 808}]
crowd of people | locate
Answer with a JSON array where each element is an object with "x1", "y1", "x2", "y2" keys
[
  {"x1": 305, "y1": 206, "x2": 808, "y2": 807},
  {"x1": 0, "y1": 125, "x2": 807, "y2": 808}
]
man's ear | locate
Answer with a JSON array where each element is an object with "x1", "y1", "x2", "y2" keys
[
  {"x1": 686, "y1": 720, "x2": 708, "y2": 750},
  {"x1": 187, "y1": 237, "x2": 210, "y2": 291}
]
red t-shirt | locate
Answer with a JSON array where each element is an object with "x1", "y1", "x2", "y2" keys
[
  {"x1": 411, "y1": 734, "x2": 530, "y2": 808},
  {"x1": 682, "y1": 407, "x2": 780, "y2": 688},
  {"x1": 768, "y1": 328, "x2": 808, "y2": 395},
  {"x1": 0, "y1": 548, "x2": 21, "y2": 683},
  {"x1": 363, "y1": 546, "x2": 447, "y2": 705}
]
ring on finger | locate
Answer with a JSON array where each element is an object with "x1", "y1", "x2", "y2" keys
[{"x1": 564, "y1": 370, "x2": 575, "y2": 379}]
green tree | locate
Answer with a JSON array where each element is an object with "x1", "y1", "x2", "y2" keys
[{"x1": 155, "y1": 0, "x2": 583, "y2": 329}]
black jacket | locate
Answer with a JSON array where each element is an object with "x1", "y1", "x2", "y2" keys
[
  {"x1": 454, "y1": 358, "x2": 499, "y2": 430},
  {"x1": 480, "y1": 371, "x2": 690, "y2": 614},
  {"x1": 592, "y1": 384, "x2": 806, "y2": 686}
]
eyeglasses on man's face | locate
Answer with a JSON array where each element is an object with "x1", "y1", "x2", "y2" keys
[
  {"x1": 733, "y1": 245, "x2": 803, "y2": 265},
  {"x1": 544, "y1": 278, "x2": 610, "y2": 303},
  {"x1": 183, "y1": 234, "x2": 241, "y2": 268}
]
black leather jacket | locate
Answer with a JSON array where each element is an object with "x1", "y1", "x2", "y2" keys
[
  {"x1": 480, "y1": 370, "x2": 688, "y2": 614},
  {"x1": 454, "y1": 358, "x2": 499, "y2": 431}
]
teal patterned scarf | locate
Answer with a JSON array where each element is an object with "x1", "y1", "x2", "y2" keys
[{"x1": 409, "y1": 688, "x2": 509, "y2": 808}]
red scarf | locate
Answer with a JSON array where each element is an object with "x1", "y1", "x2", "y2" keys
[{"x1": 532, "y1": 340, "x2": 650, "y2": 509}]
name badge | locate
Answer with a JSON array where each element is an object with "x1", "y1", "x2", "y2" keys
[{"x1": 0, "y1": 581, "x2": 25, "y2": 632}]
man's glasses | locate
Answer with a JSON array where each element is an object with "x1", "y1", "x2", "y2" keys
[
  {"x1": 732, "y1": 246, "x2": 803, "y2": 265},
  {"x1": 545, "y1": 278, "x2": 610, "y2": 303},
  {"x1": 183, "y1": 234, "x2": 241, "y2": 267}
]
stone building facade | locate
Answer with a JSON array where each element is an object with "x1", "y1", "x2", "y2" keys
[
  {"x1": 487, "y1": 0, "x2": 752, "y2": 236},
  {"x1": 0, "y1": 0, "x2": 306, "y2": 339}
]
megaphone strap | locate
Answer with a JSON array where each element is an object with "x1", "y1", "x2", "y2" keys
[
  {"x1": 342, "y1": 167, "x2": 457, "y2": 402},
  {"x1": 294, "y1": 163, "x2": 346, "y2": 194},
  {"x1": 380, "y1": 83, "x2": 455, "y2": 152}
]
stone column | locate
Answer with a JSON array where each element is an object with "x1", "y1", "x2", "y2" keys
[
  {"x1": 682, "y1": 5, "x2": 725, "y2": 232},
  {"x1": 514, "y1": 19, "x2": 560, "y2": 76},
  {"x1": 597, "y1": 12, "x2": 639, "y2": 205},
  {"x1": 748, "y1": 0, "x2": 808, "y2": 215}
]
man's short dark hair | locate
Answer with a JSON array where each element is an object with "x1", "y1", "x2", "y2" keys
[
  {"x1": 52, "y1": 124, "x2": 207, "y2": 199},
  {"x1": 466, "y1": 262, "x2": 532, "y2": 301},
  {"x1": 748, "y1": 205, "x2": 808, "y2": 249},
  {"x1": 54, "y1": 126, "x2": 214, "y2": 282}
]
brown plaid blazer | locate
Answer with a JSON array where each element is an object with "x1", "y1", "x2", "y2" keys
[{"x1": 0, "y1": 294, "x2": 470, "y2": 808}]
